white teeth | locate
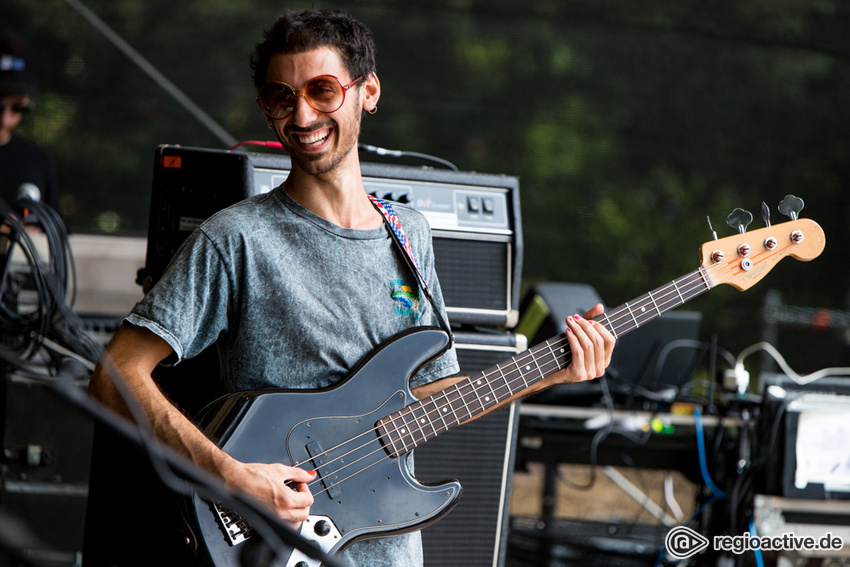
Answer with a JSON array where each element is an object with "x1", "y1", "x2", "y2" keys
[{"x1": 297, "y1": 131, "x2": 329, "y2": 145}]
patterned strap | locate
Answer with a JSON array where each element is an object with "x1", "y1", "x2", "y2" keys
[
  {"x1": 368, "y1": 195, "x2": 452, "y2": 339},
  {"x1": 368, "y1": 195, "x2": 433, "y2": 300}
]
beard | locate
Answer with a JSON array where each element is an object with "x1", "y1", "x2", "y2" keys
[{"x1": 280, "y1": 110, "x2": 362, "y2": 177}]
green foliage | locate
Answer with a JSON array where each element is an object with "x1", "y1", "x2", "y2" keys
[{"x1": 5, "y1": 0, "x2": 849, "y2": 363}]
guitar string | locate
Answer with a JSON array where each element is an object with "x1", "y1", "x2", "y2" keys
[
  {"x1": 295, "y1": 255, "x2": 747, "y2": 497},
  {"x1": 298, "y1": 240, "x2": 796, "y2": 498}
]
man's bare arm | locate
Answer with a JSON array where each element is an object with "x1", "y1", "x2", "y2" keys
[{"x1": 88, "y1": 324, "x2": 315, "y2": 523}]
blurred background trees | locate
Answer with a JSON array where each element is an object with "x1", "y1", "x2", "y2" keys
[{"x1": 6, "y1": 0, "x2": 849, "y2": 371}]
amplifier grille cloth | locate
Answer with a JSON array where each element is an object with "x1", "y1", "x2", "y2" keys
[
  {"x1": 416, "y1": 342, "x2": 519, "y2": 567},
  {"x1": 433, "y1": 238, "x2": 509, "y2": 312}
]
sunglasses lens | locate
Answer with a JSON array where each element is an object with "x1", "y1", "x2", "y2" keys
[
  {"x1": 259, "y1": 76, "x2": 346, "y2": 119},
  {"x1": 0, "y1": 103, "x2": 30, "y2": 115},
  {"x1": 260, "y1": 84, "x2": 297, "y2": 119},
  {"x1": 303, "y1": 77, "x2": 344, "y2": 112}
]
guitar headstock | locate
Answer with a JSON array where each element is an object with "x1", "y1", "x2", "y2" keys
[{"x1": 699, "y1": 199, "x2": 825, "y2": 291}]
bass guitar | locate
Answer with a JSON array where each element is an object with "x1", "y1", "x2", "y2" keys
[{"x1": 185, "y1": 199, "x2": 824, "y2": 566}]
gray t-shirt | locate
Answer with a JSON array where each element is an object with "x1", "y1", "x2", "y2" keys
[{"x1": 128, "y1": 186, "x2": 459, "y2": 566}]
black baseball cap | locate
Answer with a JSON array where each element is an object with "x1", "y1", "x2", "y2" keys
[{"x1": 0, "y1": 26, "x2": 39, "y2": 98}]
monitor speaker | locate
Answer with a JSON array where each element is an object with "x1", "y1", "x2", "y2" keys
[{"x1": 415, "y1": 331, "x2": 526, "y2": 567}]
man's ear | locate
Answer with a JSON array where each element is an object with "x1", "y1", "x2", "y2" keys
[{"x1": 362, "y1": 71, "x2": 381, "y2": 113}]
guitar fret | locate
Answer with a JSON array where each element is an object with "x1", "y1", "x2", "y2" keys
[
  {"x1": 495, "y1": 365, "x2": 513, "y2": 401},
  {"x1": 528, "y1": 350, "x2": 545, "y2": 384},
  {"x1": 441, "y1": 388, "x2": 461, "y2": 427},
  {"x1": 430, "y1": 396, "x2": 450, "y2": 432},
  {"x1": 543, "y1": 342, "x2": 557, "y2": 374},
  {"x1": 484, "y1": 369, "x2": 500, "y2": 405},
  {"x1": 549, "y1": 339, "x2": 568, "y2": 372},
  {"x1": 495, "y1": 366, "x2": 512, "y2": 400},
  {"x1": 648, "y1": 290, "x2": 662, "y2": 316},
  {"x1": 454, "y1": 382, "x2": 473, "y2": 421},
  {"x1": 514, "y1": 358, "x2": 530, "y2": 390},
  {"x1": 417, "y1": 399, "x2": 440, "y2": 439},
  {"x1": 635, "y1": 296, "x2": 655, "y2": 326},
  {"x1": 698, "y1": 265, "x2": 712, "y2": 290},
  {"x1": 671, "y1": 279, "x2": 685, "y2": 304},
  {"x1": 624, "y1": 301, "x2": 640, "y2": 330},
  {"x1": 403, "y1": 406, "x2": 426, "y2": 447},
  {"x1": 469, "y1": 378, "x2": 488, "y2": 412},
  {"x1": 387, "y1": 412, "x2": 410, "y2": 454},
  {"x1": 601, "y1": 311, "x2": 617, "y2": 338},
  {"x1": 380, "y1": 420, "x2": 402, "y2": 458}
]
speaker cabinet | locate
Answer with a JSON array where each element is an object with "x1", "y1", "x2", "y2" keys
[
  {"x1": 1, "y1": 374, "x2": 93, "y2": 561},
  {"x1": 144, "y1": 145, "x2": 522, "y2": 327},
  {"x1": 416, "y1": 331, "x2": 526, "y2": 567}
]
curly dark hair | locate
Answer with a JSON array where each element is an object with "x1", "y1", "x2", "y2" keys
[{"x1": 251, "y1": 9, "x2": 377, "y2": 90}]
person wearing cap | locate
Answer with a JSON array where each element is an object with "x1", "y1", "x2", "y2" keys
[{"x1": 0, "y1": 25, "x2": 59, "y2": 211}]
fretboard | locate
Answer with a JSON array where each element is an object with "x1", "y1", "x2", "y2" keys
[{"x1": 376, "y1": 267, "x2": 712, "y2": 458}]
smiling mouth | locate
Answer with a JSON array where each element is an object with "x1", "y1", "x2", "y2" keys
[{"x1": 292, "y1": 127, "x2": 332, "y2": 148}]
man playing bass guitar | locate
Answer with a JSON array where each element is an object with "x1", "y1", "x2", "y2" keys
[{"x1": 85, "y1": 9, "x2": 615, "y2": 566}]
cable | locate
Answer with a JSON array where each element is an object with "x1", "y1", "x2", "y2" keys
[
  {"x1": 228, "y1": 140, "x2": 284, "y2": 152},
  {"x1": 654, "y1": 339, "x2": 736, "y2": 379},
  {"x1": 664, "y1": 473, "x2": 686, "y2": 522},
  {"x1": 748, "y1": 519, "x2": 765, "y2": 567},
  {"x1": 654, "y1": 494, "x2": 722, "y2": 567},
  {"x1": 735, "y1": 340, "x2": 850, "y2": 388},
  {"x1": 694, "y1": 407, "x2": 727, "y2": 499},
  {"x1": 359, "y1": 143, "x2": 459, "y2": 171},
  {"x1": 1, "y1": 195, "x2": 103, "y2": 372},
  {"x1": 226, "y1": 140, "x2": 462, "y2": 172}
]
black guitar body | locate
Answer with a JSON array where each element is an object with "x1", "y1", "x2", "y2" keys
[{"x1": 186, "y1": 327, "x2": 462, "y2": 567}]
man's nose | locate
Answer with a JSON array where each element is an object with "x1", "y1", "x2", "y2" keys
[{"x1": 290, "y1": 94, "x2": 320, "y2": 126}]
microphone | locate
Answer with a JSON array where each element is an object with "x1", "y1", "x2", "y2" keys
[{"x1": 16, "y1": 182, "x2": 41, "y2": 202}]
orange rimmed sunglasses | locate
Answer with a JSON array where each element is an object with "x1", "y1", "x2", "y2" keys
[{"x1": 256, "y1": 74, "x2": 365, "y2": 120}]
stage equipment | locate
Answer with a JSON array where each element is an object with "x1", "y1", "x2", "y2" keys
[
  {"x1": 416, "y1": 330, "x2": 526, "y2": 567},
  {"x1": 142, "y1": 145, "x2": 522, "y2": 328},
  {"x1": 1, "y1": 372, "x2": 93, "y2": 562},
  {"x1": 760, "y1": 373, "x2": 850, "y2": 501},
  {"x1": 517, "y1": 282, "x2": 702, "y2": 404}
]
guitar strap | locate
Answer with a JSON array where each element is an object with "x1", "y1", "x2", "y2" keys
[{"x1": 368, "y1": 195, "x2": 453, "y2": 342}]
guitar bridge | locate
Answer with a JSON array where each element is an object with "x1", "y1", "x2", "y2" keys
[{"x1": 211, "y1": 501, "x2": 252, "y2": 546}]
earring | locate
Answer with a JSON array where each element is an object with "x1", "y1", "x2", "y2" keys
[
  {"x1": 267, "y1": 122, "x2": 274, "y2": 129},
  {"x1": 367, "y1": 106, "x2": 377, "y2": 115}
]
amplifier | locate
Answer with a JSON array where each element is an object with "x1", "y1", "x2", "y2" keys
[
  {"x1": 143, "y1": 145, "x2": 522, "y2": 327},
  {"x1": 762, "y1": 373, "x2": 850, "y2": 501},
  {"x1": 416, "y1": 330, "x2": 527, "y2": 567}
]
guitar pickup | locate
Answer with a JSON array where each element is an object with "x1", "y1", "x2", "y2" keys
[{"x1": 306, "y1": 440, "x2": 342, "y2": 499}]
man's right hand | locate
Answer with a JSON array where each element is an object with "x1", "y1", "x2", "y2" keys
[
  {"x1": 219, "y1": 459, "x2": 316, "y2": 525},
  {"x1": 90, "y1": 324, "x2": 316, "y2": 526}
]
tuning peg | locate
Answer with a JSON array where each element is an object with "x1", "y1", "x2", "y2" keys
[
  {"x1": 761, "y1": 202, "x2": 771, "y2": 227},
  {"x1": 778, "y1": 195, "x2": 804, "y2": 220},
  {"x1": 726, "y1": 208, "x2": 753, "y2": 234}
]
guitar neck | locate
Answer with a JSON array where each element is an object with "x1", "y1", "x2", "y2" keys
[{"x1": 377, "y1": 267, "x2": 712, "y2": 458}]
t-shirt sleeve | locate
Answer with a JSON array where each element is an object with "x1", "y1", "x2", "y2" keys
[{"x1": 127, "y1": 227, "x2": 232, "y2": 363}]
